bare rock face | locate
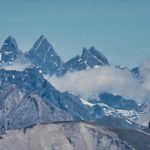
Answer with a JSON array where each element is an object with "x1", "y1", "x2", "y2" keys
[
  {"x1": 0, "y1": 122, "x2": 134, "y2": 150},
  {"x1": 0, "y1": 85, "x2": 72, "y2": 134}
]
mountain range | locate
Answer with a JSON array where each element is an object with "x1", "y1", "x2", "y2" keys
[
  {"x1": 0, "y1": 36, "x2": 110, "y2": 75},
  {"x1": 0, "y1": 36, "x2": 149, "y2": 150}
]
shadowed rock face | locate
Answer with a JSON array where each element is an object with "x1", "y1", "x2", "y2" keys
[
  {"x1": 26, "y1": 35, "x2": 63, "y2": 74},
  {"x1": 0, "y1": 122, "x2": 136, "y2": 150},
  {"x1": 99, "y1": 93, "x2": 140, "y2": 111}
]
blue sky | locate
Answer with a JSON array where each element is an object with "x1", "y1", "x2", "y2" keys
[{"x1": 0, "y1": 0, "x2": 150, "y2": 68}]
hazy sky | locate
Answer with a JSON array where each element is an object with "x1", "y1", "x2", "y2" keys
[{"x1": 0, "y1": 0, "x2": 150, "y2": 68}]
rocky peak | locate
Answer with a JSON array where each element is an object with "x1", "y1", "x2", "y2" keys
[
  {"x1": 27, "y1": 35, "x2": 63, "y2": 74},
  {"x1": 0, "y1": 36, "x2": 20, "y2": 63},
  {"x1": 81, "y1": 46, "x2": 109, "y2": 66}
]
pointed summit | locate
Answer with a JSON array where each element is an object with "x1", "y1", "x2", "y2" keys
[
  {"x1": 0, "y1": 36, "x2": 21, "y2": 64},
  {"x1": 31, "y1": 35, "x2": 49, "y2": 53},
  {"x1": 55, "y1": 47, "x2": 109, "y2": 76},
  {"x1": 27, "y1": 35, "x2": 63, "y2": 74},
  {"x1": 1, "y1": 36, "x2": 19, "y2": 50},
  {"x1": 81, "y1": 47, "x2": 109, "y2": 66}
]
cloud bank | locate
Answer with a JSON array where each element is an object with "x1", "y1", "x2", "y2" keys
[{"x1": 45, "y1": 62, "x2": 150, "y2": 103}]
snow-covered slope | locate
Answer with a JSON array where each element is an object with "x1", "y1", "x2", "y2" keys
[{"x1": 0, "y1": 122, "x2": 136, "y2": 150}]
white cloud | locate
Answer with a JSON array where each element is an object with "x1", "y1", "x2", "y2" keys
[
  {"x1": 45, "y1": 65, "x2": 150, "y2": 103},
  {"x1": 0, "y1": 57, "x2": 32, "y2": 71}
]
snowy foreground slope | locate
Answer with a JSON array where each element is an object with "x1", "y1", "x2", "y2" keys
[{"x1": 0, "y1": 122, "x2": 140, "y2": 150}]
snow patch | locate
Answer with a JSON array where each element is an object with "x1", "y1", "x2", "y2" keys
[{"x1": 80, "y1": 98, "x2": 95, "y2": 107}]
